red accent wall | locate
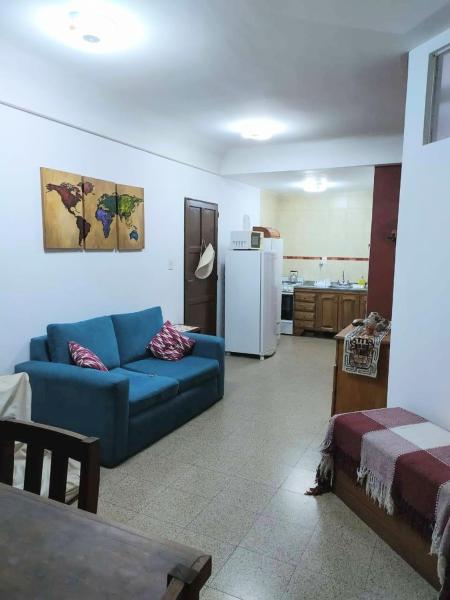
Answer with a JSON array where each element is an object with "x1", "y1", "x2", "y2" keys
[{"x1": 367, "y1": 165, "x2": 401, "y2": 319}]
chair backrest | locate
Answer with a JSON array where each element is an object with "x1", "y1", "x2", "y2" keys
[{"x1": 0, "y1": 417, "x2": 100, "y2": 513}]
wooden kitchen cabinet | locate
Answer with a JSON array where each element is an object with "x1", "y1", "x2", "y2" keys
[
  {"x1": 294, "y1": 289, "x2": 368, "y2": 335},
  {"x1": 339, "y1": 294, "x2": 360, "y2": 331},
  {"x1": 359, "y1": 294, "x2": 368, "y2": 318},
  {"x1": 316, "y1": 294, "x2": 339, "y2": 332}
]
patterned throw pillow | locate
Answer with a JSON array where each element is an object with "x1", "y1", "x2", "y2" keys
[
  {"x1": 146, "y1": 321, "x2": 195, "y2": 361},
  {"x1": 68, "y1": 341, "x2": 108, "y2": 371}
]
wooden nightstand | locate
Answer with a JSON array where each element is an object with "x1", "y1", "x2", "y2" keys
[{"x1": 331, "y1": 324, "x2": 390, "y2": 415}]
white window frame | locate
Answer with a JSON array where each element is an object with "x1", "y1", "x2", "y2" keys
[{"x1": 424, "y1": 43, "x2": 450, "y2": 145}]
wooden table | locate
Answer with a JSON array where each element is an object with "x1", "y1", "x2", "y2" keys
[
  {"x1": 331, "y1": 324, "x2": 390, "y2": 415},
  {"x1": 0, "y1": 483, "x2": 211, "y2": 599},
  {"x1": 173, "y1": 325, "x2": 201, "y2": 334}
]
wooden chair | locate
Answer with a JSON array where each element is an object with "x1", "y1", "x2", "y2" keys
[{"x1": 0, "y1": 417, "x2": 100, "y2": 513}]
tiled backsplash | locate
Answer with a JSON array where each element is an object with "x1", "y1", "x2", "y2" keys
[
  {"x1": 283, "y1": 257, "x2": 369, "y2": 282},
  {"x1": 261, "y1": 188, "x2": 373, "y2": 282}
]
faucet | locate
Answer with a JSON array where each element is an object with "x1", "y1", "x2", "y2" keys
[{"x1": 341, "y1": 270, "x2": 345, "y2": 284}]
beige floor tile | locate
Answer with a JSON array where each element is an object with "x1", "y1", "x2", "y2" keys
[
  {"x1": 214, "y1": 476, "x2": 277, "y2": 512},
  {"x1": 141, "y1": 485, "x2": 211, "y2": 527},
  {"x1": 234, "y1": 455, "x2": 293, "y2": 487},
  {"x1": 281, "y1": 466, "x2": 317, "y2": 494},
  {"x1": 262, "y1": 488, "x2": 325, "y2": 526},
  {"x1": 170, "y1": 464, "x2": 230, "y2": 499},
  {"x1": 175, "y1": 530, "x2": 236, "y2": 577},
  {"x1": 126, "y1": 512, "x2": 183, "y2": 542},
  {"x1": 364, "y1": 539, "x2": 436, "y2": 599},
  {"x1": 212, "y1": 547, "x2": 295, "y2": 600},
  {"x1": 282, "y1": 565, "x2": 364, "y2": 600},
  {"x1": 200, "y1": 586, "x2": 242, "y2": 599},
  {"x1": 96, "y1": 498, "x2": 138, "y2": 525},
  {"x1": 100, "y1": 474, "x2": 166, "y2": 511},
  {"x1": 187, "y1": 498, "x2": 257, "y2": 545},
  {"x1": 240, "y1": 514, "x2": 313, "y2": 565}
]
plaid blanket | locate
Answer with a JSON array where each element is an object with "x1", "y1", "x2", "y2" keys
[{"x1": 315, "y1": 407, "x2": 450, "y2": 597}]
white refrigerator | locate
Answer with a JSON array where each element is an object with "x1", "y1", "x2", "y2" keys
[{"x1": 225, "y1": 249, "x2": 280, "y2": 359}]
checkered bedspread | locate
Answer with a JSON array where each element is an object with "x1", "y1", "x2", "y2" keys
[{"x1": 316, "y1": 407, "x2": 450, "y2": 597}]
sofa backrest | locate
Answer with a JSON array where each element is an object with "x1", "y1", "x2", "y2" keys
[
  {"x1": 111, "y1": 306, "x2": 163, "y2": 365},
  {"x1": 47, "y1": 316, "x2": 121, "y2": 369}
]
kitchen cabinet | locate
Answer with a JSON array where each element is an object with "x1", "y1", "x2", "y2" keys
[
  {"x1": 293, "y1": 289, "x2": 368, "y2": 335},
  {"x1": 316, "y1": 294, "x2": 339, "y2": 332},
  {"x1": 359, "y1": 294, "x2": 367, "y2": 319},
  {"x1": 338, "y1": 294, "x2": 360, "y2": 331}
]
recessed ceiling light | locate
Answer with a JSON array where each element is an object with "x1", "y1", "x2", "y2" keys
[
  {"x1": 232, "y1": 119, "x2": 285, "y2": 141},
  {"x1": 36, "y1": 1, "x2": 145, "y2": 53},
  {"x1": 296, "y1": 176, "x2": 329, "y2": 193}
]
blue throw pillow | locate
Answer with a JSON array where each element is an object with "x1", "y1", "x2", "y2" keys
[
  {"x1": 111, "y1": 306, "x2": 164, "y2": 365},
  {"x1": 47, "y1": 316, "x2": 120, "y2": 369}
]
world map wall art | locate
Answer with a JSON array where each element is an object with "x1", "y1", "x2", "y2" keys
[{"x1": 40, "y1": 167, "x2": 145, "y2": 251}]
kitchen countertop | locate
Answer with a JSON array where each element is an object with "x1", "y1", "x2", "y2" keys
[{"x1": 292, "y1": 283, "x2": 368, "y2": 293}]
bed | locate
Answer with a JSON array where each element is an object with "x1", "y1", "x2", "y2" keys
[{"x1": 311, "y1": 407, "x2": 450, "y2": 598}]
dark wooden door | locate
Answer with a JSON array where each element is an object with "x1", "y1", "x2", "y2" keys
[
  {"x1": 184, "y1": 198, "x2": 218, "y2": 335},
  {"x1": 367, "y1": 164, "x2": 401, "y2": 319}
]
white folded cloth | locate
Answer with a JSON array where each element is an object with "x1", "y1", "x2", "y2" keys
[{"x1": 1, "y1": 372, "x2": 80, "y2": 502}]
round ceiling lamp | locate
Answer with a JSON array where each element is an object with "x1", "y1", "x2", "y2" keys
[
  {"x1": 297, "y1": 176, "x2": 329, "y2": 193},
  {"x1": 36, "y1": 1, "x2": 145, "y2": 53},
  {"x1": 232, "y1": 119, "x2": 285, "y2": 141}
]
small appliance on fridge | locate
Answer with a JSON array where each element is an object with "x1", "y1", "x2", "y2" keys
[{"x1": 225, "y1": 239, "x2": 281, "y2": 360}]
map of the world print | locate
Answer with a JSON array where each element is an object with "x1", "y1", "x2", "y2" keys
[{"x1": 41, "y1": 168, "x2": 144, "y2": 250}]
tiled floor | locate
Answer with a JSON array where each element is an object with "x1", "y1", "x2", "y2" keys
[{"x1": 98, "y1": 335, "x2": 437, "y2": 600}]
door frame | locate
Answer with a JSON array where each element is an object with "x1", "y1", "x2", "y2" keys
[{"x1": 184, "y1": 197, "x2": 219, "y2": 333}]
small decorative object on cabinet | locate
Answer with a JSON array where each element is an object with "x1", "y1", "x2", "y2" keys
[{"x1": 332, "y1": 324, "x2": 390, "y2": 415}]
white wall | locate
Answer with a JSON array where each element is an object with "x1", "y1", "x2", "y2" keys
[
  {"x1": 0, "y1": 39, "x2": 222, "y2": 174},
  {"x1": 0, "y1": 104, "x2": 259, "y2": 373},
  {"x1": 221, "y1": 134, "x2": 403, "y2": 176},
  {"x1": 388, "y1": 28, "x2": 450, "y2": 429}
]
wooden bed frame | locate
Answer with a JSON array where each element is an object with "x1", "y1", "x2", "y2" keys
[{"x1": 333, "y1": 465, "x2": 440, "y2": 590}]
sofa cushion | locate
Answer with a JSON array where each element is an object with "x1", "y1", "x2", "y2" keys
[
  {"x1": 123, "y1": 355, "x2": 219, "y2": 392},
  {"x1": 69, "y1": 341, "x2": 108, "y2": 371},
  {"x1": 112, "y1": 307, "x2": 164, "y2": 365},
  {"x1": 47, "y1": 316, "x2": 120, "y2": 369},
  {"x1": 111, "y1": 368, "x2": 179, "y2": 416},
  {"x1": 147, "y1": 321, "x2": 195, "y2": 361}
]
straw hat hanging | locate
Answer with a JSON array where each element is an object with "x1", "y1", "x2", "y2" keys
[{"x1": 195, "y1": 240, "x2": 215, "y2": 279}]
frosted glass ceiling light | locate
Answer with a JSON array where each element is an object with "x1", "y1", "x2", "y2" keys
[
  {"x1": 232, "y1": 119, "x2": 285, "y2": 141},
  {"x1": 37, "y1": 1, "x2": 144, "y2": 53},
  {"x1": 297, "y1": 176, "x2": 329, "y2": 193}
]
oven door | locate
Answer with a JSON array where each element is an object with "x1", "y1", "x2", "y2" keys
[{"x1": 281, "y1": 292, "x2": 293, "y2": 321}]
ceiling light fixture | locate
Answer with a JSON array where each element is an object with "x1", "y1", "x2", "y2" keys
[
  {"x1": 232, "y1": 119, "x2": 285, "y2": 141},
  {"x1": 297, "y1": 176, "x2": 329, "y2": 193},
  {"x1": 36, "y1": 1, "x2": 145, "y2": 53}
]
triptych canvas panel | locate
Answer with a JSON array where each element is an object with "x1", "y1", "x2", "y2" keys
[{"x1": 40, "y1": 167, "x2": 144, "y2": 251}]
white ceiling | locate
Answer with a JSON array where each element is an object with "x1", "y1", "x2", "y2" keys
[
  {"x1": 230, "y1": 166, "x2": 375, "y2": 193},
  {"x1": 1, "y1": 1, "x2": 450, "y2": 166}
]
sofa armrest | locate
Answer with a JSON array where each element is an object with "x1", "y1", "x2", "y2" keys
[
  {"x1": 15, "y1": 361, "x2": 129, "y2": 467},
  {"x1": 185, "y1": 334, "x2": 225, "y2": 398}
]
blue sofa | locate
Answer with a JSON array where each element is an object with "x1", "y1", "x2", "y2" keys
[{"x1": 15, "y1": 307, "x2": 224, "y2": 467}]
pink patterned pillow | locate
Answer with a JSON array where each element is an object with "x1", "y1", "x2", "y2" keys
[
  {"x1": 68, "y1": 341, "x2": 108, "y2": 371},
  {"x1": 146, "y1": 321, "x2": 195, "y2": 361}
]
